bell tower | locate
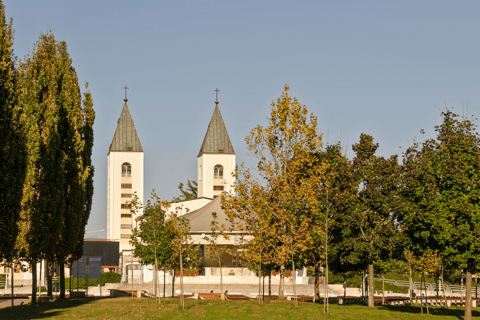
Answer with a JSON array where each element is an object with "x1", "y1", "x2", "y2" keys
[
  {"x1": 197, "y1": 90, "x2": 235, "y2": 198},
  {"x1": 107, "y1": 90, "x2": 144, "y2": 252}
]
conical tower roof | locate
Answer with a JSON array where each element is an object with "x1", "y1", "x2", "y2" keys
[
  {"x1": 109, "y1": 101, "x2": 143, "y2": 153},
  {"x1": 198, "y1": 103, "x2": 235, "y2": 157}
]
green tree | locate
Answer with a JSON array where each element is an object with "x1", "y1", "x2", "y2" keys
[
  {"x1": 203, "y1": 211, "x2": 231, "y2": 301},
  {"x1": 308, "y1": 143, "x2": 356, "y2": 312},
  {"x1": 175, "y1": 180, "x2": 197, "y2": 201},
  {"x1": 0, "y1": 0, "x2": 25, "y2": 263},
  {"x1": 167, "y1": 207, "x2": 200, "y2": 308},
  {"x1": 130, "y1": 192, "x2": 173, "y2": 301},
  {"x1": 401, "y1": 109, "x2": 480, "y2": 320},
  {"x1": 16, "y1": 32, "x2": 94, "y2": 300},
  {"x1": 331, "y1": 134, "x2": 400, "y2": 308}
]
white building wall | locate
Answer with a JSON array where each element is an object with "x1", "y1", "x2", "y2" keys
[
  {"x1": 197, "y1": 154, "x2": 235, "y2": 199},
  {"x1": 107, "y1": 151, "x2": 144, "y2": 252}
]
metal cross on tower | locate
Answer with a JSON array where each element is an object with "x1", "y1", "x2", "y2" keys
[
  {"x1": 214, "y1": 88, "x2": 220, "y2": 104},
  {"x1": 124, "y1": 85, "x2": 129, "y2": 102}
]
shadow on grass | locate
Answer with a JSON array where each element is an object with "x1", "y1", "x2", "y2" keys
[
  {"x1": 380, "y1": 305, "x2": 480, "y2": 319},
  {"x1": 0, "y1": 298, "x2": 100, "y2": 320}
]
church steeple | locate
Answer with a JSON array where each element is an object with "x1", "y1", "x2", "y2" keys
[
  {"x1": 198, "y1": 98, "x2": 235, "y2": 157},
  {"x1": 109, "y1": 100, "x2": 143, "y2": 153}
]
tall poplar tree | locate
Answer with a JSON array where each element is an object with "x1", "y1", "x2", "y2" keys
[
  {"x1": 0, "y1": 0, "x2": 25, "y2": 262},
  {"x1": 16, "y1": 32, "x2": 94, "y2": 300}
]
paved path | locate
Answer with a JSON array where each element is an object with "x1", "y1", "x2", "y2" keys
[
  {"x1": 0, "y1": 298, "x2": 30, "y2": 308},
  {"x1": 117, "y1": 283, "x2": 340, "y2": 297}
]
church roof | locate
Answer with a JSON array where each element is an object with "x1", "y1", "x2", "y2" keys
[
  {"x1": 109, "y1": 101, "x2": 143, "y2": 153},
  {"x1": 198, "y1": 103, "x2": 235, "y2": 157},
  {"x1": 183, "y1": 196, "x2": 242, "y2": 233}
]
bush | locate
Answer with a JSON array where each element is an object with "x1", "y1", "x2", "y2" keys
[{"x1": 57, "y1": 271, "x2": 121, "y2": 289}]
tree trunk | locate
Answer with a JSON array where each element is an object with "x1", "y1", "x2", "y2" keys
[
  {"x1": 163, "y1": 265, "x2": 166, "y2": 298},
  {"x1": 128, "y1": 254, "x2": 132, "y2": 299},
  {"x1": 268, "y1": 272, "x2": 271, "y2": 299},
  {"x1": 326, "y1": 263, "x2": 329, "y2": 313},
  {"x1": 258, "y1": 262, "x2": 261, "y2": 303},
  {"x1": 409, "y1": 260, "x2": 413, "y2": 304},
  {"x1": 47, "y1": 261, "x2": 53, "y2": 298},
  {"x1": 465, "y1": 270, "x2": 472, "y2": 320},
  {"x1": 425, "y1": 274, "x2": 429, "y2": 315},
  {"x1": 154, "y1": 258, "x2": 158, "y2": 303},
  {"x1": 69, "y1": 264, "x2": 72, "y2": 298},
  {"x1": 219, "y1": 254, "x2": 224, "y2": 301},
  {"x1": 292, "y1": 256, "x2": 297, "y2": 308},
  {"x1": 180, "y1": 241, "x2": 184, "y2": 310},
  {"x1": 31, "y1": 259, "x2": 37, "y2": 304},
  {"x1": 11, "y1": 264, "x2": 14, "y2": 307},
  {"x1": 382, "y1": 273, "x2": 385, "y2": 305},
  {"x1": 368, "y1": 264, "x2": 374, "y2": 307},
  {"x1": 59, "y1": 261, "x2": 65, "y2": 299},
  {"x1": 263, "y1": 275, "x2": 265, "y2": 300},
  {"x1": 171, "y1": 270, "x2": 175, "y2": 298},
  {"x1": 314, "y1": 265, "x2": 320, "y2": 301},
  {"x1": 279, "y1": 264, "x2": 285, "y2": 299},
  {"x1": 442, "y1": 265, "x2": 447, "y2": 307}
]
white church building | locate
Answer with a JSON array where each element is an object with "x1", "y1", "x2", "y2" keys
[{"x1": 106, "y1": 94, "x2": 308, "y2": 286}]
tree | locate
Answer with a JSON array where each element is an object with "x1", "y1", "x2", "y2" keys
[
  {"x1": 15, "y1": 32, "x2": 94, "y2": 300},
  {"x1": 175, "y1": 180, "x2": 197, "y2": 201},
  {"x1": 203, "y1": 211, "x2": 230, "y2": 301},
  {"x1": 167, "y1": 208, "x2": 200, "y2": 308},
  {"x1": 224, "y1": 85, "x2": 325, "y2": 305},
  {"x1": 331, "y1": 134, "x2": 400, "y2": 308},
  {"x1": 401, "y1": 109, "x2": 480, "y2": 320},
  {"x1": 0, "y1": 0, "x2": 25, "y2": 263},
  {"x1": 130, "y1": 192, "x2": 173, "y2": 302},
  {"x1": 308, "y1": 143, "x2": 357, "y2": 312}
]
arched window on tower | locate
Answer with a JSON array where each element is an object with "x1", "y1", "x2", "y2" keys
[
  {"x1": 122, "y1": 163, "x2": 132, "y2": 177},
  {"x1": 214, "y1": 165, "x2": 223, "y2": 179}
]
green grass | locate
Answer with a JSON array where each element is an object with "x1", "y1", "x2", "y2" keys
[{"x1": 1, "y1": 297, "x2": 479, "y2": 319}]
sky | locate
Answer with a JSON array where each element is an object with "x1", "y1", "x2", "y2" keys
[{"x1": 6, "y1": 0, "x2": 480, "y2": 239}]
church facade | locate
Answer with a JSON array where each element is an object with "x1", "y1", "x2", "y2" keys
[{"x1": 106, "y1": 94, "x2": 307, "y2": 286}]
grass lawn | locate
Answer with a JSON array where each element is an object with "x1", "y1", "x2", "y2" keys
[{"x1": 1, "y1": 297, "x2": 479, "y2": 319}]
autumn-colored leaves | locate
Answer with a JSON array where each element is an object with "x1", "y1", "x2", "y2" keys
[{"x1": 224, "y1": 84, "x2": 480, "y2": 320}]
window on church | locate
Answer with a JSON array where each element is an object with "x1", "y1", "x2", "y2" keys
[
  {"x1": 121, "y1": 193, "x2": 132, "y2": 198},
  {"x1": 214, "y1": 165, "x2": 223, "y2": 179},
  {"x1": 122, "y1": 163, "x2": 132, "y2": 177},
  {"x1": 121, "y1": 203, "x2": 132, "y2": 209},
  {"x1": 121, "y1": 214, "x2": 132, "y2": 218},
  {"x1": 121, "y1": 183, "x2": 132, "y2": 189},
  {"x1": 213, "y1": 185, "x2": 224, "y2": 191},
  {"x1": 121, "y1": 224, "x2": 132, "y2": 229},
  {"x1": 121, "y1": 234, "x2": 130, "y2": 238}
]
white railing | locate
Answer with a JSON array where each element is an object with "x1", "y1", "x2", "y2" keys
[{"x1": 381, "y1": 278, "x2": 480, "y2": 296}]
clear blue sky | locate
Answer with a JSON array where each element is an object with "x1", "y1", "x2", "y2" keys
[{"x1": 6, "y1": 0, "x2": 480, "y2": 239}]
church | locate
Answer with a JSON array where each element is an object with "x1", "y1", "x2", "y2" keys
[{"x1": 106, "y1": 91, "x2": 266, "y2": 284}]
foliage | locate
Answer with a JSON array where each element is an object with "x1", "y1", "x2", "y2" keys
[
  {"x1": 0, "y1": 0, "x2": 25, "y2": 262},
  {"x1": 62, "y1": 271, "x2": 121, "y2": 289},
  {"x1": 174, "y1": 179, "x2": 198, "y2": 201},
  {"x1": 130, "y1": 192, "x2": 173, "y2": 269},
  {"x1": 15, "y1": 32, "x2": 94, "y2": 267},
  {"x1": 331, "y1": 133, "x2": 400, "y2": 306},
  {"x1": 401, "y1": 109, "x2": 480, "y2": 319},
  {"x1": 223, "y1": 85, "x2": 325, "y2": 301}
]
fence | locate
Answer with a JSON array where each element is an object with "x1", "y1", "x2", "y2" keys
[{"x1": 382, "y1": 278, "x2": 480, "y2": 296}]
